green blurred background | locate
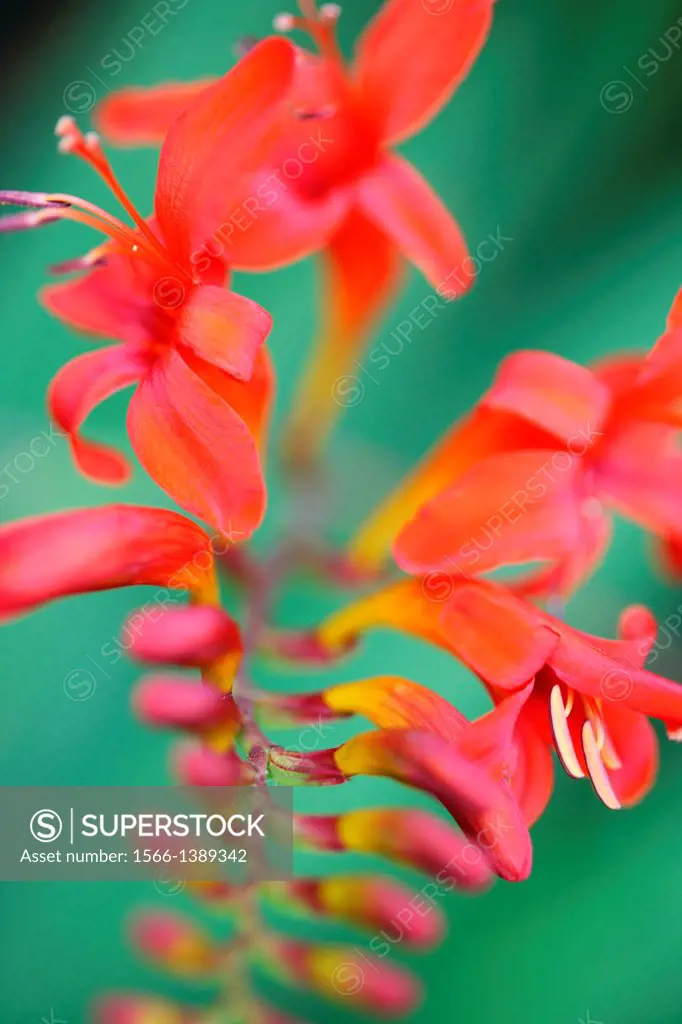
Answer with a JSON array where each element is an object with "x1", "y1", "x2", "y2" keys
[{"x1": 1, "y1": 0, "x2": 681, "y2": 1021}]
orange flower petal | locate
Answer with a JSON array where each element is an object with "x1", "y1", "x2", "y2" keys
[
  {"x1": 657, "y1": 532, "x2": 682, "y2": 580},
  {"x1": 127, "y1": 349, "x2": 265, "y2": 539},
  {"x1": 347, "y1": 406, "x2": 549, "y2": 574},
  {"x1": 0, "y1": 505, "x2": 215, "y2": 621},
  {"x1": 318, "y1": 577, "x2": 450, "y2": 656},
  {"x1": 355, "y1": 0, "x2": 494, "y2": 145},
  {"x1": 357, "y1": 153, "x2": 473, "y2": 294},
  {"x1": 183, "y1": 346, "x2": 275, "y2": 454},
  {"x1": 483, "y1": 349, "x2": 611, "y2": 445},
  {"x1": 48, "y1": 343, "x2": 149, "y2": 484},
  {"x1": 394, "y1": 448, "x2": 584, "y2": 576},
  {"x1": 285, "y1": 207, "x2": 402, "y2": 465},
  {"x1": 177, "y1": 285, "x2": 272, "y2": 381},
  {"x1": 439, "y1": 582, "x2": 559, "y2": 688},
  {"x1": 154, "y1": 38, "x2": 296, "y2": 264},
  {"x1": 324, "y1": 675, "x2": 468, "y2": 740},
  {"x1": 95, "y1": 80, "x2": 215, "y2": 146}
]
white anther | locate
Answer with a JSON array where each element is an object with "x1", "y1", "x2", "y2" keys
[
  {"x1": 57, "y1": 136, "x2": 77, "y2": 155},
  {"x1": 320, "y1": 2, "x2": 342, "y2": 19},
  {"x1": 84, "y1": 131, "x2": 101, "y2": 151},
  {"x1": 55, "y1": 115, "x2": 77, "y2": 138},
  {"x1": 273, "y1": 12, "x2": 296, "y2": 31},
  {"x1": 581, "y1": 721, "x2": 622, "y2": 810},
  {"x1": 549, "y1": 684, "x2": 585, "y2": 780}
]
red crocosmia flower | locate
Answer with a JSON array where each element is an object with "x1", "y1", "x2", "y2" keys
[
  {"x1": 269, "y1": 676, "x2": 533, "y2": 882},
  {"x1": 0, "y1": 37, "x2": 296, "y2": 538},
  {"x1": 293, "y1": 674, "x2": 540, "y2": 839},
  {"x1": 349, "y1": 288, "x2": 682, "y2": 591},
  {"x1": 317, "y1": 577, "x2": 682, "y2": 817},
  {"x1": 95, "y1": 0, "x2": 495, "y2": 457},
  {"x1": 0, "y1": 505, "x2": 221, "y2": 621}
]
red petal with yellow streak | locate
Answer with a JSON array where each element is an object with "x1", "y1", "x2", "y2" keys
[{"x1": 324, "y1": 675, "x2": 468, "y2": 740}]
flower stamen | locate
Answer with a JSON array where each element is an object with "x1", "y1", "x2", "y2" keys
[
  {"x1": 274, "y1": 1, "x2": 344, "y2": 64},
  {"x1": 54, "y1": 117, "x2": 168, "y2": 263},
  {"x1": 581, "y1": 721, "x2": 622, "y2": 810},
  {"x1": 549, "y1": 684, "x2": 584, "y2": 779}
]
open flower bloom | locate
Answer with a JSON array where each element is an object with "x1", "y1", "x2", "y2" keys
[
  {"x1": 95, "y1": 0, "x2": 495, "y2": 460},
  {"x1": 0, "y1": 38, "x2": 297, "y2": 538},
  {"x1": 268, "y1": 676, "x2": 533, "y2": 881},
  {"x1": 348, "y1": 288, "x2": 682, "y2": 589},
  {"x1": 316, "y1": 576, "x2": 682, "y2": 817},
  {"x1": 0, "y1": 505, "x2": 244, "y2": 695}
]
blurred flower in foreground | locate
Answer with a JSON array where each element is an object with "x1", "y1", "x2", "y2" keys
[
  {"x1": 95, "y1": 0, "x2": 496, "y2": 463},
  {"x1": 0, "y1": 38, "x2": 297, "y2": 537}
]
